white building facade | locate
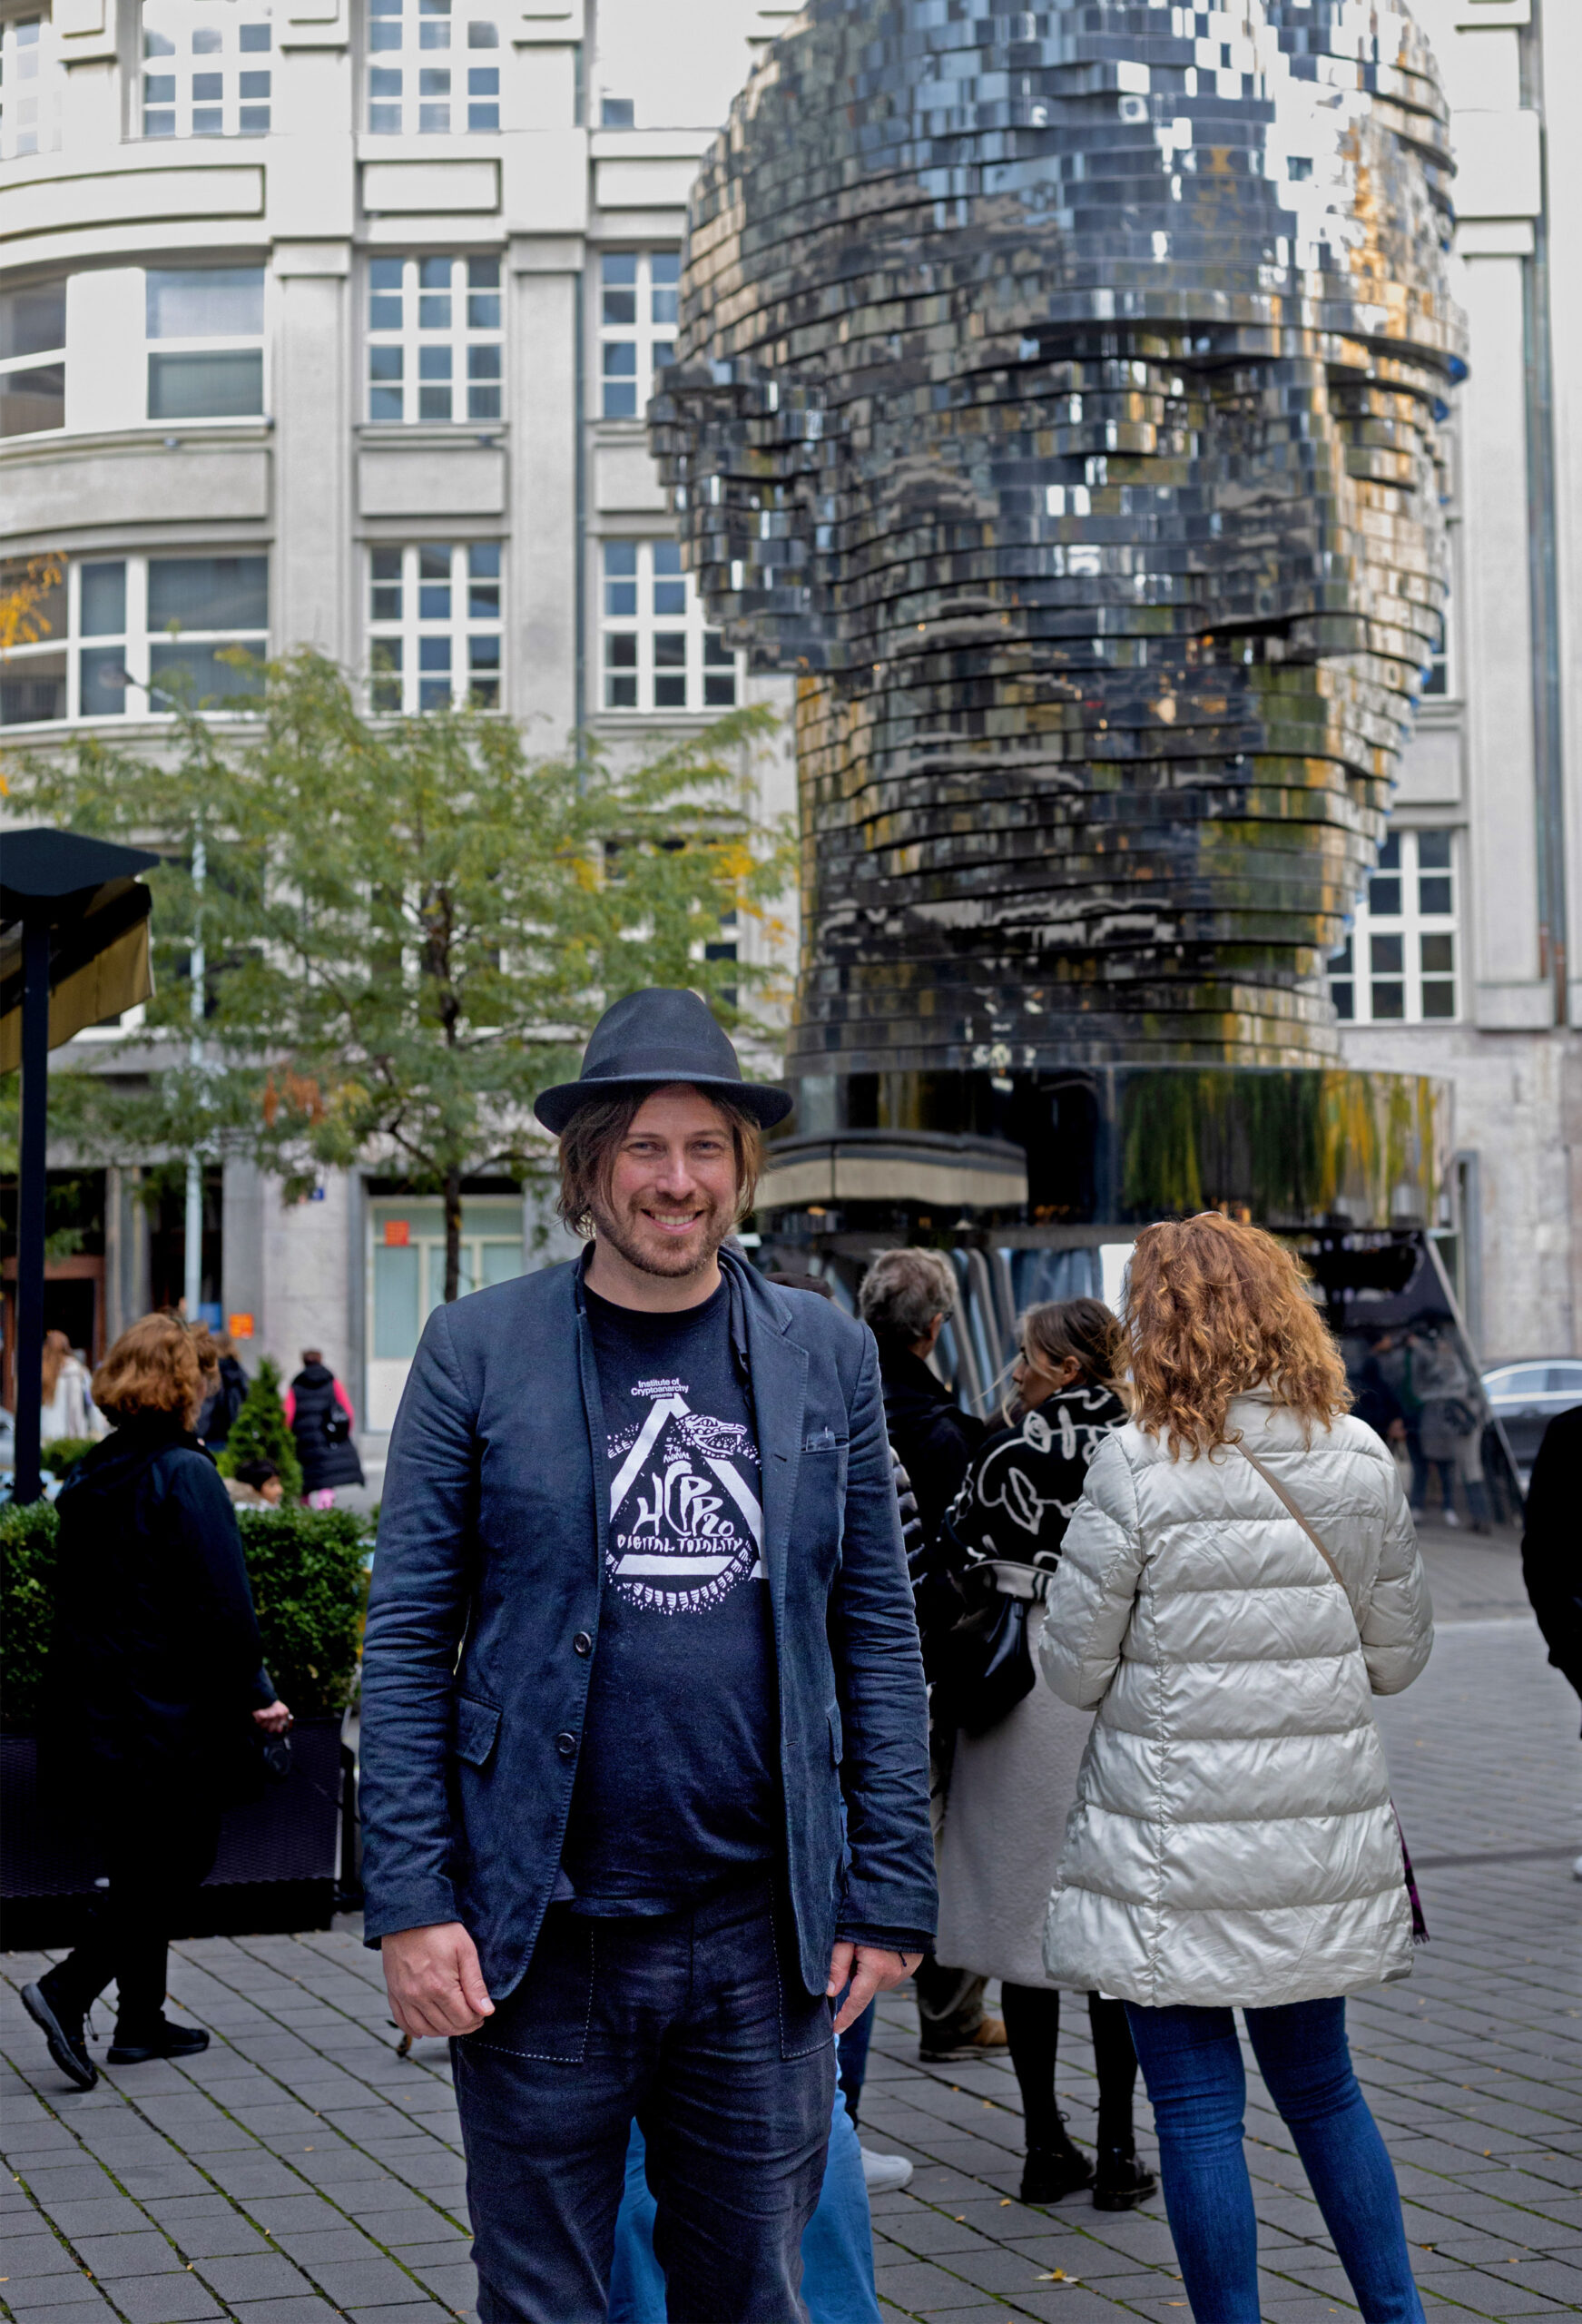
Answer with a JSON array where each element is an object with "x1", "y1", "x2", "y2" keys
[
  {"x1": 1334, "y1": 0, "x2": 1582, "y2": 1365},
  {"x1": 0, "y1": 0, "x2": 796, "y2": 1441}
]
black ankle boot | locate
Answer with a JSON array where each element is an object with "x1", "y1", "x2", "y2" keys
[
  {"x1": 108, "y1": 2015, "x2": 210, "y2": 2065},
  {"x1": 1019, "y1": 2117, "x2": 1095, "y2": 2204},
  {"x1": 1093, "y1": 2141, "x2": 1158, "y2": 2211},
  {"x1": 21, "y1": 1979, "x2": 98, "y2": 2092}
]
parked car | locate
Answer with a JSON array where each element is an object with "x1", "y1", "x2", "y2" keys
[{"x1": 1481, "y1": 1360, "x2": 1582, "y2": 1482}]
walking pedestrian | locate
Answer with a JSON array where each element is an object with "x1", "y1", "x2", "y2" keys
[
  {"x1": 21, "y1": 1315, "x2": 291, "y2": 2092},
  {"x1": 39, "y1": 1328, "x2": 101, "y2": 1443},
  {"x1": 933, "y1": 1299, "x2": 1155, "y2": 2211},
  {"x1": 858, "y1": 1247, "x2": 1003, "y2": 2065},
  {"x1": 198, "y1": 1330, "x2": 251, "y2": 1454},
  {"x1": 359, "y1": 989, "x2": 936, "y2": 2324},
  {"x1": 285, "y1": 1349, "x2": 364, "y2": 1507},
  {"x1": 1041, "y1": 1215, "x2": 1434, "y2": 2323}
]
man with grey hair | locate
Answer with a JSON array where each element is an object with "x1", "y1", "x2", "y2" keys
[{"x1": 858, "y1": 1248, "x2": 1002, "y2": 2064}]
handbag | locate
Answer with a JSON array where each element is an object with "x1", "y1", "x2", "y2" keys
[
  {"x1": 1237, "y1": 1443, "x2": 1428, "y2": 1942},
  {"x1": 946, "y1": 1569, "x2": 1037, "y2": 1738}
]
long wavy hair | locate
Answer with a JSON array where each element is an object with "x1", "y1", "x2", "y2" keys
[{"x1": 1125, "y1": 1215, "x2": 1351, "y2": 1459}]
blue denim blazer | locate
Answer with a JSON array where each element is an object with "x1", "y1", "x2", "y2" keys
[{"x1": 359, "y1": 1250, "x2": 937, "y2": 2000}]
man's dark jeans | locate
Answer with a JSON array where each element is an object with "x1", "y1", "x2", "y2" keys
[{"x1": 453, "y1": 1880, "x2": 835, "y2": 2324}]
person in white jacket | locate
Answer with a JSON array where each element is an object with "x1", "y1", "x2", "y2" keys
[{"x1": 1038, "y1": 1213, "x2": 1432, "y2": 2324}]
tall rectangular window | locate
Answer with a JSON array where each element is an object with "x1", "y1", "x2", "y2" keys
[
  {"x1": 141, "y1": 0, "x2": 271, "y2": 137},
  {"x1": 0, "y1": 275, "x2": 65, "y2": 436},
  {"x1": 0, "y1": 553, "x2": 267, "y2": 727},
  {"x1": 366, "y1": 254, "x2": 501, "y2": 423},
  {"x1": 1328, "y1": 830, "x2": 1459, "y2": 1027},
  {"x1": 146, "y1": 265, "x2": 265, "y2": 419},
  {"x1": 601, "y1": 538, "x2": 736, "y2": 714},
  {"x1": 598, "y1": 249, "x2": 677, "y2": 419},
  {"x1": 1, "y1": 13, "x2": 64, "y2": 159},
  {"x1": 366, "y1": 0, "x2": 500, "y2": 133},
  {"x1": 367, "y1": 542, "x2": 503, "y2": 712}
]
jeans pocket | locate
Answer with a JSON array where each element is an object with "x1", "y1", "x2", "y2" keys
[
  {"x1": 769, "y1": 1892, "x2": 833, "y2": 2063},
  {"x1": 466, "y1": 1908, "x2": 594, "y2": 2065}
]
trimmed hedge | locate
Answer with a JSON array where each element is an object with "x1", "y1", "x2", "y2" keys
[
  {"x1": 40, "y1": 1437, "x2": 98, "y2": 1481},
  {"x1": 0, "y1": 1495, "x2": 368, "y2": 1732}
]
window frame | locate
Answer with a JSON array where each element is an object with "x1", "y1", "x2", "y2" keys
[
  {"x1": 1328, "y1": 827, "x2": 1459, "y2": 1029},
  {"x1": 364, "y1": 0, "x2": 503, "y2": 135},
  {"x1": 144, "y1": 261, "x2": 269, "y2": 423},
  {"x1": 138, "y1": 0, "x2": 273, "y2": 141},
  {"x1": 0, "y1": 271, "x2": 66, "y2": 438},
  {"x1": 364, "y1": 539, "x2": 505, "y2": 714},
  {"x1": 0, "y1": 550, "x2": 270, "y2": 730},
  {"x1": 1, "y1": 10, "x2": 64, "y2": 159},
  {"x1": 595, "y1": 247, "x2": 678, "y2": 422},
  {"x1": 364, "y1": 252, "x2": 503, "y2": 426},
  {"x1": 598, "y1": 535, "x2": 739, "y2": 717}
]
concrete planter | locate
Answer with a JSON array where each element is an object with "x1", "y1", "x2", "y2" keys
[{"x1": 0, "y1": 1712, "x2": 349, "y2": 1948}]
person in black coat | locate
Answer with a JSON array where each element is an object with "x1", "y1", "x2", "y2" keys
[
  {"x1": 1521, "y1": 1403, "x2": 1582, "y2": 1723},
  {"x1": 197, "y1": 1333, "x2": 251, "y2": 1453},
  {"x1": 21, "y1": 1315, "x2": 291, "y2": 2093},
  {"x1": 286, "y1": 1349, "x2": 365, "y2": 1503},
  {"x1": 856, "y1": 1246, "x2": 1004, "y2": 2063}
]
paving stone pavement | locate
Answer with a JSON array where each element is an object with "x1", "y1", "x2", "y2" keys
[{"x1": 3, "y1": 1524, "x2": 1577, "y2": 2323}]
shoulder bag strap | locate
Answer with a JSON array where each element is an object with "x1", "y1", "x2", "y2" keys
[{"x1": 1236, "y1": 1442, "x2": 1358, "y2": 1632}]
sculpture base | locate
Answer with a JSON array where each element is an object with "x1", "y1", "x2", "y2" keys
[{"x1": 759, "y1": 1065, "x2": 1449, "y2": 1237}]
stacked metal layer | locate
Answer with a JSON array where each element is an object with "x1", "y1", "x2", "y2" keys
[{"x1": 651, "y1": 0, "x2": 1464, "y2": 1085}]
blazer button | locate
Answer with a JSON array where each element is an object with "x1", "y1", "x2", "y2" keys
[
  {"x1": 555, "y1": 1731, "x2": 577, "y2": 1758},
  {"x1": 574, "y1": 1631, "x2": 593, "y2": 1657}
]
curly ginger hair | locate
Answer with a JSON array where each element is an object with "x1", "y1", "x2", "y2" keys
[{"x1": 1125, "y1": 1214, "x2": 1351, "y2": 1460}]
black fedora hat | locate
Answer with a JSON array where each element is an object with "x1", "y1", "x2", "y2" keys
[{"x1": 533, "y1": 988, "x2": 793, "y2": 1135}]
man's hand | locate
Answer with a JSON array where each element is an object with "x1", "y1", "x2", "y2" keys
[
  {"x1": 382, "y1": 1923, "x2": 495, "y2": 2038},
  {"x1": 252, "y1": 1699, "x2": 293, "y2": 1736},
  {"x1": 827, "y1": 1941, "x2": 923, "y2": 2037}
]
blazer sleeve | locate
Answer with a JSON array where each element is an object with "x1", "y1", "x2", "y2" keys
[
  {"x1": 1037, "y1": 1434, "x2": 1145, "y2": 1710},
  {"x1": 359, "y1": 1304, "x2": 478, "y2": 1944},
  {"x1": 829, "y1": 1328, "x2": 938, "y2": 1948},
  {"x1": 1359, "y1": 1442, "x2": 1434, "y2": 1697}
]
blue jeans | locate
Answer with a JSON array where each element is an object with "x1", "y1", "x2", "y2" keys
[
  {"x1": 453, "y1": 1882, "x2": 835, "y2": 2324},
  {"x1": 611, "y1": 2091, "x2": 880, "y2": 2324},
  {"x1": 835, "y1": 1996, "x2": 875, "y2": 2123},
  {"x1": 1125, "y1": 1999, "x2": 1425, "y2": 2324}
]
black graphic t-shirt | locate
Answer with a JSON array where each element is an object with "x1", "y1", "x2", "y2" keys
[{"x1": 558, "y1": 1278, "x2": 779, "y2": 1915}]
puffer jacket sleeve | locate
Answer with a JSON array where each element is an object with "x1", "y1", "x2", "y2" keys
[
  {"x1": 1358, "y1": 1440, "x2": 1434, "y2": 1696},
  {"x1": 1036, "y1": 1433, "x2": 1144, "y2": 1710}
]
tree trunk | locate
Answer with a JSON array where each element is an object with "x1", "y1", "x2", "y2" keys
[{"x1": 444, "y1": 1167, "x2": 463, "y2": 1303}]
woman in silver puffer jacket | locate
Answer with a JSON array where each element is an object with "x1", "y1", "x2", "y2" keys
[{"x1": 1039, "y1": 1214, "x2": 1432, "y2": 2324}]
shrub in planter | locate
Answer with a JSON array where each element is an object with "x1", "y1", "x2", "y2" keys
[
  {"x1": 218, "y1": 1356, "x2": 305, "y2": 1503},
  {"x1": 40, "y1": 1436, "x2": 98, "y2": 1481},
  {"x1": 0, "y1": 1496, "x2": 368, "y2": 1729}
]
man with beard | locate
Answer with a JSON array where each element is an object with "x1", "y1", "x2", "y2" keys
[{"x1": 359, "y1": 989, "x2": 935, "y2": 2324}]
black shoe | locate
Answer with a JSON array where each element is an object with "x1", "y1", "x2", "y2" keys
[
  {"x1": 1019, "y1": 2122, "x2": 1095, "y2": 2205},
  {"x1": 1093, "y1": 2142, "x2": 1158, "y2": 2211},
  {"x1": 107, "y1": 2016, "x2": 210, "y2": 2064},
  {"x1": 21, "y1": 1981, "x2": 98, "y2": 2092}
]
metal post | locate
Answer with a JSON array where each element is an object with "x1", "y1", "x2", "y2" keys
[
  {"x1": 184, "y1": 832, "x2": 206, "y2": 1321},
  {"x1": 15, "y1": 916, "x2": 52, "y2": 1505}
]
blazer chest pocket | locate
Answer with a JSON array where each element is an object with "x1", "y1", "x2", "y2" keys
[
  {"x1": 453, "y1": 1693, "x2": 502, "y2": 1769},
  {"x1": 802, "y1": 1425, "x2": 848, "y2": 1455}
]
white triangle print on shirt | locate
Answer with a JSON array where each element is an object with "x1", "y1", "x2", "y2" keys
[{"x1": 606, "y1": 1375, "x2": 764, "y2": 1615}]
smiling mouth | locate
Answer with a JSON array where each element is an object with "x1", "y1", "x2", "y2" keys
[{"x1": 642, "y1": 1208, "x2": 707, "y2": 1236}]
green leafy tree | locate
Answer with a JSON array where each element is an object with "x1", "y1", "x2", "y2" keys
[
  {"x1": 8, "y1": 650, "x2": 791, "y2": 1301},
  {"x1": 218, "y1": 1355, "x2": 305, "y2": 1502}
]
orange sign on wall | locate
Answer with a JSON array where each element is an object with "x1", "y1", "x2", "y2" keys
[
  {"x1": 228, "y1": 1313, "x2": 255, "y2": 1339},
  {"x1": 383, "y1": 1220, "x2": 411, "y2": 1247}
]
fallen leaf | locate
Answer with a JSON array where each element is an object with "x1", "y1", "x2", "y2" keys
[
  {"x1": 999, "y1": 2197, "x2": 1012, "y2": 2206},
  {"x1": 1036, "y1": 2270, "x2": 1081, "y2": 2284}
]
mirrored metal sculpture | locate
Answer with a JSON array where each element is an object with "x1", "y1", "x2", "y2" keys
[{"x1": 653, "y1": 0, "x2": 1462, "y2": 1228}]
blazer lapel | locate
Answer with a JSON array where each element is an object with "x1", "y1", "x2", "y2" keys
[{"x1": 741, "y1": 1277, "x2": 808, "y2": 1620}]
